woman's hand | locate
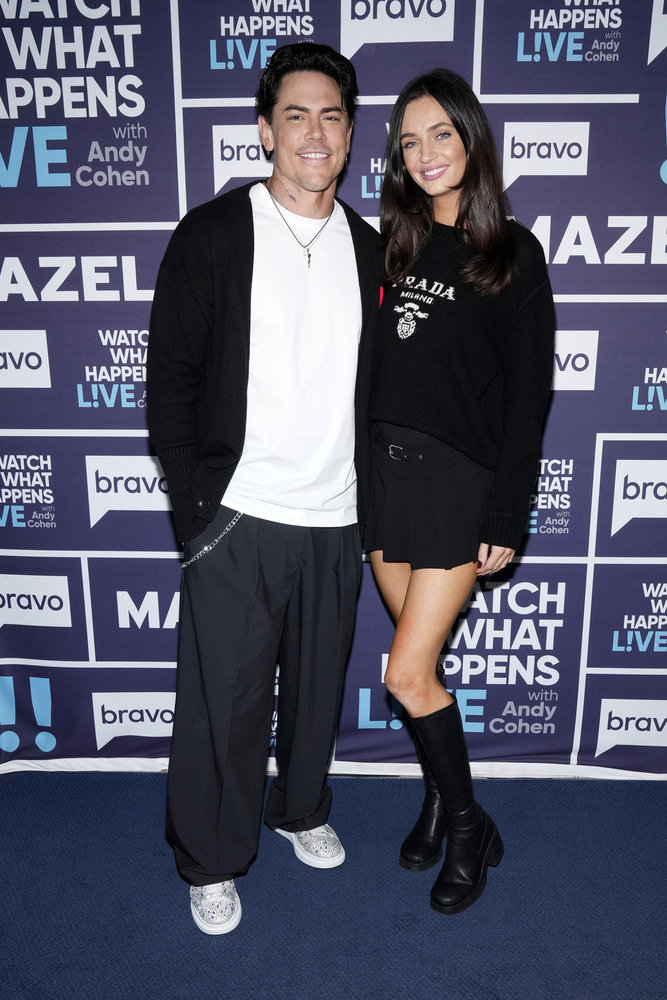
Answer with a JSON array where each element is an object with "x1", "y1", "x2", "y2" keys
[{"x1": 476, "y1": 542, "x2": 515, "y2": 576}]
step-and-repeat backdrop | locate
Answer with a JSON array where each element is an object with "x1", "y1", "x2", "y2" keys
[{"x1": 1, "y1": 1, "x2": 666, "y2": 778}]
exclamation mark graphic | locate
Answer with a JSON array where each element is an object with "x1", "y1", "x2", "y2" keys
[
  {"x1": 534, "y1": 31, "x2": 542, "y2": 62},
  {"x1": 389, "y1": 694, "x2": 404, "y2": 731},
  {"x1": 226, "y1": 39, "x2": 235, "y2": 70},
  {"x1": 30, "y1": 676, "x2": 56, "y2": 752},
  {"x1": 0, "y1": 676, "x2": 20, "y2": 753},
  {"x1": 661, "y1": 91, "x2": 667, "y2": 183}
]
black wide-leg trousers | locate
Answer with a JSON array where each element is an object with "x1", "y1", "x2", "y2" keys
[{"x1": 166, "y1": 505, "x2": 361, "y2": 885}]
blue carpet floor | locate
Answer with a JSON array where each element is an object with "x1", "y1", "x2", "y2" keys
[{"x1": 1, "y1": 773, "x2": 664, "y2": 1000}]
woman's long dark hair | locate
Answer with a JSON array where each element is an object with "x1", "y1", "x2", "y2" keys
[{"x1": 382, "y1": 68, "x2": 514, "y2": 295}]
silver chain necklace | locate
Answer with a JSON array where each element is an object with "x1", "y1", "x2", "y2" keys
[{"x1": 265, "y1": 182, "x2": 334, "y2": 269}]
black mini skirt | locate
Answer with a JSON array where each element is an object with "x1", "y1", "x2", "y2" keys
[{"x1": 364, "y1": 422, "x2": 494, "y2": 570}]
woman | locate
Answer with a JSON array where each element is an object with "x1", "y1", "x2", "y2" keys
[{"x1": 366, "y1": 69, "x2": 555, "y2": 915}]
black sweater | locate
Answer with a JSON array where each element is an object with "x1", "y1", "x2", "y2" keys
[{"x1": 370, "y1": 220, "x2": 555, "y2": 551}]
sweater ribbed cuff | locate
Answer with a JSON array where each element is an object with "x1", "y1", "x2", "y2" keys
[
  {"x1": 480, "y1": 510, "x2": 527, "y2": 553},
  {"x1": 156, "y1": 444, "x2": 198, "y2": 542}
]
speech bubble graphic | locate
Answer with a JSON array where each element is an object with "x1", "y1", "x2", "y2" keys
[
  {"x1": 503, "y1": 122, "x2": 590, "y2": 189},
  {"x1": 340, "y1": 0, "x2": 455, "y2": 60},
  {"x1": 0, "y1": 574, "x2": 71, "y2": 629},
  {"x1": 92, "y1": 691, "x2": 175, "y2": 749},
  {"x1": 212, "y1": 124, "x2": 271, "y2": 194},
  {"x1": 595, "y1": 698, "x2": 667, "y2": 757},
  {"x1": 648, "y1": 0, "x2": 667, "y2": 64},
  {"x1": 0, "y1": 330, "x2": 51, "y2": 388},
  {"x1": 553, "y1": 330, "x2": 599, "y2": 391},
  {"x1": 611, "y1": 459, "x2": 667, "y2": 536},
  {"x1": 85, "y1": 455, "x2": 170, "y2": 527}
]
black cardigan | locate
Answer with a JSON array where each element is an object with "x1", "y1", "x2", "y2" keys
[{"x1": 147, "y1": 182, "x2": 382, "y2": 542}]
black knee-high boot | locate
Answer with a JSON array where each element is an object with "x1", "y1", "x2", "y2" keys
[
  {"x1": 399, "y1": 737, "x2": 447, "y2": 871},
  {"x1": 411, "y1": 700, "x2": 503, "y2": 915}
]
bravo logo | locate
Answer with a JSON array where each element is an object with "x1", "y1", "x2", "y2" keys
[
  {"x1": 0, "y1": 329, "x2": 51, "y2": 388},
  {"x1": 503, "y1": 122, "x2": 589, "y2": 189},
  {"x1": 212, "y1": 125, "x2": 271, "y2": 194},
  {"x1": 611, "y1": 460, "x2": 667, "y2": 536},
  {"x1": 85, "y1": 455, "x2": 170, "y2": 527},
  {"x1": 0, "y1": 573, "x2": 71, "y2": 628},
  {"x1": 552, "y1": 330, "x2": 598, "y2": 391},
  {"x1": 341, "y1": 0, "x2": 454, "y2": 59},
  {"x1": 595, "y1": 698, "x2": 667, "y2": 757},
  {"x1": 92, "y1": 691, "x2": 175, "y2": 750}
]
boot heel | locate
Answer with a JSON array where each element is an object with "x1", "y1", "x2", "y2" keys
[{"x1": 486, "y1": 830, "x2": 504, "y2": 867}]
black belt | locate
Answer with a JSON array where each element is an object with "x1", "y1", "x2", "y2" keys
[
  {"x1": 373, "y1": 424, "x2": 445, "y2": 462},
  {"x1": 387, "y1": 443, "x2": 425, "y2": 462}
]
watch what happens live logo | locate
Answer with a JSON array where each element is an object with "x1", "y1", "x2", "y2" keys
[{"x1": 0, "y1": 0, "x2": 153, "y2": 193}]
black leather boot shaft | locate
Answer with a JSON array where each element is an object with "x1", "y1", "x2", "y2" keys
[{"x1": 399, "y1": 743, "x2": 446, "y2": 872}]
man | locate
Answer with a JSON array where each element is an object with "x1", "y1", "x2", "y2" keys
[{"x1": 146, "y1": 43, "x2": 381, "y2": 934}]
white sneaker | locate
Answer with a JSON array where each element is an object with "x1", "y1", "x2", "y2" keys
[
  {"x1": 189, "y1": 880, "x2": 242, "y2": 935},
  {"x1": 275, "y1": 824, "x2": 345, "y2": 869}
]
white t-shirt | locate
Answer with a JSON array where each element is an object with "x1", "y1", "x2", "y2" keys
[{"x1": 222, "y1": 182, "x2": 362, "y2": 527}]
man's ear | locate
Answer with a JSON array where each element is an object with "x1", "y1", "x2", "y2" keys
[{"x1": 258, "y1": 116, "x2": 274, "y2": 153}]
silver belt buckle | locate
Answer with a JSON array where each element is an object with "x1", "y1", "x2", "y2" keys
[{"x1": 388, "y1": 444, "x2": 405, "y2": 461}]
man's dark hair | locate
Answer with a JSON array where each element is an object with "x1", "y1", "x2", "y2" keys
[{"x1": 255, "y1": 42, "x2": 358, "y2": 123}]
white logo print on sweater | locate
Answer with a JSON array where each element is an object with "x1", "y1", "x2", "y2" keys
[{"x1": 394, "y1": 301, "x2": 429, "y2": 339}]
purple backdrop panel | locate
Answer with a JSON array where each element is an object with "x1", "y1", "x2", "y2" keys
[
  {"x1": 0, "y1": 663, "x2": 175, "y2": 765},
  {"x1": 339, "y1": 2, "x2": 475, "y2": 95},
  {"x1": 178, "y1": 0, "x2": 338, "y2": 100},
  {"x1": 479, "y1": 0, "x2": 652, "y2": 96},
  {"x1": 0, "y1": 433, "x2": 177, "y2": 553},
  {"x1": 176, "y1": 0, "x2": 475, "y2": 101},
  {"x1": 0, "y1": 554, "x2": 88, "y2": 662},
  {"x1": 524, "y1": 414, "x2": 592, "y2": 558},
  {"x1": 445, "y1": 562, "x2": 584, "y2": 766},
  {"x1": 595, "y1": 436, "x2": 667, "y2": 559},
  {"x1": 549, "y1": 304, "x2": 667, "y2": 436},
  {"x1": 338, "y1": 105, "x2": 387, "y2": 216},
  {"x1": 588, "y1": 564, "x2": 667, "y2": 671},
  {"x1": 89, "y1": 555, "x2": 181, "y2": 663},
  {"x1": 337, "y1": 561, "x2": 585, "y2": 766},
  {"x1": 524, "y1": 303, "x2": 667, "y2": 557},
  {"x1": 485, "y1": 95, "x2": 667, "y2": 298},
  {"x1": 577, "y1": 672, "x2": 667, "y2": 775},
  {"x1": 0, "y1": 0, "x2": 179, "y2": 223},
  {"x1": 337, "y1": 563, "x2": 407, "y2": 764},
  {"x1": 182, "y1": 105, "x2": 271, "y2": 210},
  {"x1": 1, "y1": 230, "x2": 167, "y2": 430}
]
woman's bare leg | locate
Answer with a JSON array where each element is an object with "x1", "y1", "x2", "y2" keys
[
  {"x1": 368, "y1": 550, "x2": 411, "y2": 622},
  {"x1": 382, "y1": 562, "x2": 477, "y2": 718}
]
